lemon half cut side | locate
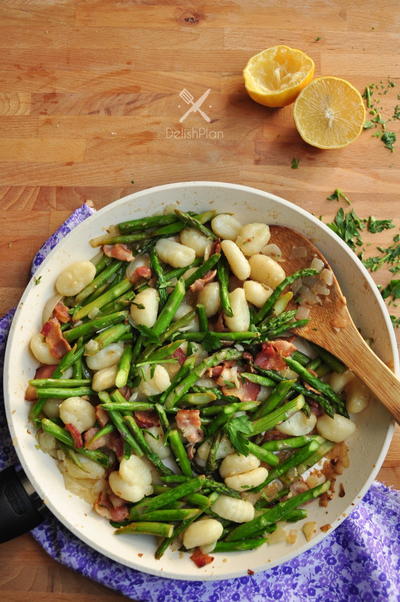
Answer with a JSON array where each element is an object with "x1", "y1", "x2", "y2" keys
[
  {"x1": 243, "y1": 45, "x2": 315, "y2": 108},
  {"x1": 293, "y1": 76, "x2": 366, "y2": 149}
]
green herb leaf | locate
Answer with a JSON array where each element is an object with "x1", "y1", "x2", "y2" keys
[
  {"x1": 381, "y1": 131, "x2": 396, "y2": 151},
  {"x1": 313, "y1": 36, "x2": 321, "y2": 42},
  {"x1": 363, "y1": 121, "x2": 374, "y2": 129},
  {"x1": 327, "y1": 208, "x2": 364, "y2": 250},
  {"x1": 291, "y1": 158, "x2": 300, "y2": 169},
  {"x1": 34, "y1": 276, "x2": 42, "y2": 285},
  {"x1": 326, "y1": 189, "x2": 351, "y2": 205},
  {"x1": 381, "y1": 279, "x2": 400, "y2": 303},
  {"x1": 390, "y1": 315, "x2": 400, "y2": 328},
  {"x1": 224, "y1": 415, "x2": 253, "y2": 456},
  {"x1": 393, "y1": 105, "x2": 400, "y2": 120},
  {"x1": 367, "y1": 217, "x2": 395, "y2": 233}
]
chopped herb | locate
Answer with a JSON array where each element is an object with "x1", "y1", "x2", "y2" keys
[
  {"x1": 327, "y1": 189, "x2": 351, "y2": 205},
  {"x1": 367, "y1": 217, "x2": 395, "y2": 233},
  {"x1": 363, "y1": 121, "x2": 374, "y2": 129},
  {"x1": 381, "y1": 279, "x2": 400, "y2": 304},
  {"x1": 224, "y1": 415, "x2": 253, "y2": 456},
  {"x1": 390, "y1": 315, "x2": 400, "y2": 328},
  {"x1": 381, "y1": 131, "x2": 396, "y2": 151},
  {"x1": 222, "y1": 380, "x2": 236, "y2": 389},
  {"x1": 291, "y1": 157, "x2": 300, "y2": 169},
  {"x1": 363, "y1": 234, "x2": 400, "y2": 272},
  {"x1": 392, "y1": 105, "x2": 400, "y2": 120},
  {"x1": 327, "y1": 208, "x2": 364, "y2": 250},
  {"x1": 34, "y1": 276, "x2": 42, "y2": 285},
  {"x1": 363, "y1": 86, "x2": 373, "y2": 108},
  {"x1": 131, "y1": 302, "x2": 145, "y2": 310},
  {"x1": 313, "y1": 36, "x2": 321, "y2": 42}
]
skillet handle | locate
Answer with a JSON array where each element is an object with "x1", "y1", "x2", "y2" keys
[{"x1": 0, "y1": 466, "x2": 46, "y2": 543}]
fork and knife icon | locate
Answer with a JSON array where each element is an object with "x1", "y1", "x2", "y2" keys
[{"x1": 179, "y1": 88, "x2": 211, "y2": 123}]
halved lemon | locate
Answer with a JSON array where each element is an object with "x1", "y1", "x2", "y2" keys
[
  {"x1": 243, "y1": 45, "x2": 315, "y2": 108},
  {"x1": 293, "y1": 76, "x2": 366, "y2": 149}
]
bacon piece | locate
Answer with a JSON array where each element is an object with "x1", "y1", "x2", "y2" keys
[
  {"x1": 190, "y1": 548, "x2": 214, "y2": 568},
  {"x1": 290, "y1": 479, "x2": 309, "y2": 497},
  {"x1": 52, "y1": 302, "x2": 71, "y2": 324},
  {"x1": 254, "y1": 340, "x2": 296, "y2": 371},
  {"x1": 189, "y1": 269, "x2": 217, "y2": 293},
  {"x1": 172, "y1": 347, "x2": 186, "y2": 366},
  {"x1": 128, "y1": 265, "x2": 152, "y2": 284},
  {"x1": 309, "y1": 400, "x2": 324, "y2": 417},
  {"x1": 222, "y1": 379, "x2": 260, "y2": 402},
  {"x1": 261, "y1": 428, "x2": 289, "y2": 443},
  {"x1": 83, "y1": 427, "x2": 110, "y2": 450},
  {"x1": 94, "y1": 488, "x2": 129, "y2": 521},
  {"x1": 118, "y1": 386, "x2": 132, "y2": 400},
  {"x1": 134, "y1": 410, "x2": 160, "y2": 428},
  {"x1": 95, "y1": 405, "x2": 109, "y2": 427},
  {"x1": 41, "y1": 318, "x2": 71, "y2": 360},
  {"x1": 176, "y1": 409, "x2": 204, "y2": 444},
  {"x1": 65, "y1": 423, "x2": 83, "y2": 448},
  {"x1": 213, "y1": 312, "x2": 227, "y2": 332},
  {"x1": 210, "y1": 239, "x2": 221, "y2": 255},
  {"x1": 207, "y1": 359, "x2": 235, "y2": 379},
  {"x1": 25, "y1": 364, "x2": 57, "y2": 401},
  {"x1": 107, "y1": 431, "x2": 124, "y2": 459},
  {"x1": 103, "y1": 243, "x2": 134, "y2": 262},
  {"x1": 304, "y1": 382, "x2": 322, "y2": 396}
]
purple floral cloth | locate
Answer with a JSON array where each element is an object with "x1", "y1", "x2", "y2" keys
[{"x1": 0, "y1": 205, "x2": 399, "y2": 602}]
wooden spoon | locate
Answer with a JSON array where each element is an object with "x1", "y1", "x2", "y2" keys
[{"x1": 270, "y1": 225, "x2": 400, "y2": 423}]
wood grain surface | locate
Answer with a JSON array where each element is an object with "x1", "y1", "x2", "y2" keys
[{"x1": 0, "y1": 1, "x2": 399, "y2": 600}]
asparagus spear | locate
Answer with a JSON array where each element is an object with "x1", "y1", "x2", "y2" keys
[
  {"x1": 150, "y1": 279, "x2": 186, "y2": 338},
  {"x1": 36, "y1": 386, "x2": 93, "y2": 399},
  {"x1": 214, "y1": 539, "x2": 266, "y2": 552},
  {"x1": 118, "y1": 213, "x2": 178, "y2": 233},
  {"x1": 63, "y1": 311, "x2": 128, "y2": 342},
  {"x1": 73, "y1": 279, "x2": 133, "y2": 321},
  {"x1": 183, "y1": 254, "x2": 221, "y2": 289},
  {"x1": 129, "y1": 476, "x2": 205, "y2": 518},
  {"x1": 167, "y1": 429, "x2": 192, "y2": 476},
  {"x1": 88, "y1": 323, "x2": 131, "y2": 353},
  {"x1": 98, "y1": 391, "x2": 143, "y2": 457},
  {"x1": 150, "y1": 247, "x2": 167, "y2": 305},
  {"x1": 115, "y1": 522, "x2": 174, "y2": 538},
  {"x1": 75, "y1": 260, "x2": 122, "y2": 305},
  {"x1": 250, "y1": 394, "x2": 305, "y2": 436},
  {"x1": 29, "y1": 378, "x2": 90, "y2": 388},
  {"x1": 250, "y1": 439, "x2": 321, "y2": 493},
  {"x1": 255, "y1": 268, "x2": 318, "y2": 323},
  {"x1": 252, "y1": 380, "x2": 295, "y2": 419},
  {"x1": 261, "y1": 435, "x2": 324, "y2": 451},
  {"x1": 123, "y1": 414, "x2": 173, "y2": 476},
  {"x1": 217, "y1": 258, "x2": 233, "y2": 317},
  {"x1": 309, "y1": 342, "x2": 346, "y2": 374},
  {"x1": 196, "y1": 304, "x2": 208, "y2": 332},
  {"x1": 41, "y1": 418, "x2": 111, "y2": 466},
  {"x1": 164, "y1": 348, "x2": 242, "y2": 409},
  {"x1": 175, "y1": 209, "x2": 217, "y2": 239},
  {"x1": 115, "y1": 344, "x2": 133, "y2": 388},
  {"x1": 135, "y1": 509, "x2": 200, "y2": 522},
  {"x1": 225, "y1": 481, "x2": 330, "y2": 541}
]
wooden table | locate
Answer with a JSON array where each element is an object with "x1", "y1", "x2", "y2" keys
[{"x1": 0, "y1": 0, "x2": 399, "y2": 599}]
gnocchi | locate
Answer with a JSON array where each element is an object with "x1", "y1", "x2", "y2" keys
[
  {"x1": 30, "y1": 333, "x2": 59, "y2": 365},
  {"x1": 345, "y1": 378, "x2": 370, "y2": 414},
  {"x1": 138, "y1": 365, "x2": 171, "y2": 396},
  {"x1": 211, "y1": 214, "x2": 241, "y2": 240},
  {"x1": 243, "y1": 280, "x2": 273, "y2": 308},
  {"x1": 86, "y1": 342, "x2": 124, "y2": 371},
  {"x1": 224, "y1": 288, "x2": 250, "y2": 332},
  {"x1": 144, "y1": 426, "x2": 171, "y2": 459},
  {"x1": 180, "y1": 228, "x2": 210, "y2": 257},
  {"x1": 220, "y1": 453, "x2": 260, "y2": 478},
  {"x1": 109, "y1": 455, "x2": 153, "y2": 503},
  {"x1": 183, "y1": 518, "x2": 223, "y2": 549},
  {"x1": 198, "y1": 282, "x2": 221, "y2": 317},
  {"x1": 155, "y1": 238, "x2": 195, "y2": 268},
  {"x1": 236, "y1": 223, "x2": 271, "y2": 256},
  {"x1": 211, "y1": 495, "x2": 255, "y2": 523},
  {"x1": 225, "y1": 467, "x2": 269, "y2": 491},
  {"x1": 317, "y1": 413, "x2": 356, "y2": 443},
  {"x1": 220, "y1": 240, "x2": 251, "y2": 280},
  {"x1": 130, "y1": 288, "x2": 159, "y2": 328},
  {"x1": 277, "y1": 410, "x2": 317, "y2": 436},
  {"x1": 55, "y1": 261, "x2": 96, "y2": 296},
  {"x1": 92, "y1": 365, "x2": 118, "y2": 392},
  {"x1": 59, "y1": 396, "x2": 96, "y2": 433},
  {"x1": 249, "y1": 254, "x2": 286, "y2": 288}
]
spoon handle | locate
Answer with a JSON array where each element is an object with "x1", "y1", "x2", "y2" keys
[{"x1": 317, "y1": 323, "x2": 400, "y2": 424}]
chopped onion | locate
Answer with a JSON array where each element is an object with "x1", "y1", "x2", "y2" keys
[
  {"x1": 296, "y1": 306, "x2": 310, "y2": 320},
  {"x1": 297, "y1": 285, "x2": 320, "y2": 306},
  {"x1": 42, "y1": 294, "x2": 63, "y2": 323},
  {"x1": 310, "y1": 257, "x2": 324, "y2": 273},
  {"x1": 320, "y1": 268, "x2": 334, "y2": 286},
  {"x1": 291, "y1": 246, "x2": 308, "y2": 259},
  {"x1": 262, "y1": 243, "x2": 283, "y2": 261},
  {"x1": 312, "y1": 282, "x2": 331, "y2": 296},
  {"x1": 291, "y1": 278, "x2": 303, "y2": 294}
]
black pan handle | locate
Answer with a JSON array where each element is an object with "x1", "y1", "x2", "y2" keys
[{"x1": 0, "y1": 465, "x2": 47, "y2": 543}]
